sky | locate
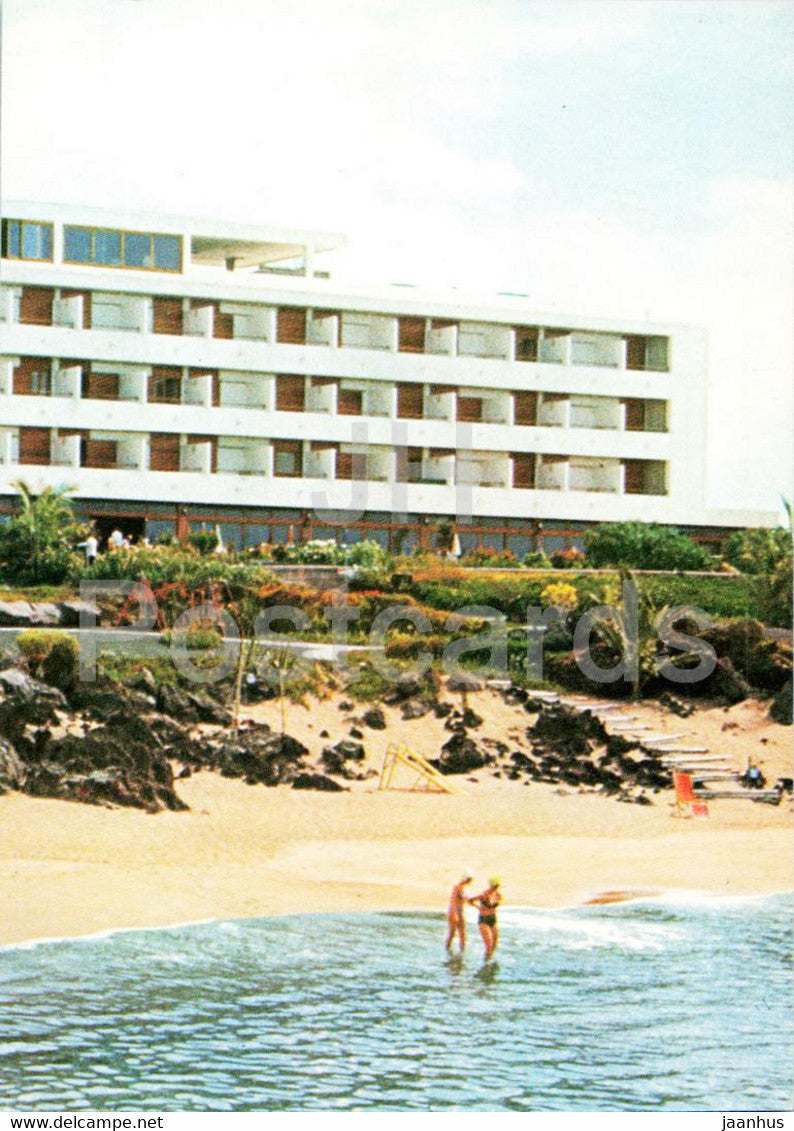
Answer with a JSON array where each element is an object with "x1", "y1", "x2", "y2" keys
[{"x1": 1, "y1": 0, "x2": 792, "y2": 515}]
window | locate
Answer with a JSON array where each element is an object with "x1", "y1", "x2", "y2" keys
[
  {"x1": 30, "y1": 371, "x2": 51, "y2": 396},
  {"x1": 274, "y1": 441, "x2": 302, "y2": 477},
  {"x1": 93, "y1": 229, "x2": 122, "y2": 266},
  {"x1": 2, "y1": 219, "x2": 53, "y2": 261},
  {"x1": 63, "y1": 225, "x2": 182, "y2": 272},
  {"x1": 154, "y1": 235, "x2": 181, "y2": 271},
  {"x1": 123, "y1": 232, "x2": 152, "y2": 268},
  {"x1": 153, "y1": 377, "x2": 181, "y2": 403},
  {"x1": 64, "y1": 227, "x2": 92, "y2": 262}
]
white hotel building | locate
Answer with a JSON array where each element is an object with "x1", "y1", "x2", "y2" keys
[{"x1": 0, "y1": 201, "x2": 774, "y2": 554}]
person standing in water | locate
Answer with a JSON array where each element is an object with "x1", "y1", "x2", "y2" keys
[
  {"x1": 445, "y1": 872, "x2": 473, "y2": 953},
  {"x1": 471, "y1": 878, "x2": 502, "y2": 961}
]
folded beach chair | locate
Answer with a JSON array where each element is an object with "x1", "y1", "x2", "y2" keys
[{"x1": 671, "y1": 771, "x2": 709, "y2": 818}]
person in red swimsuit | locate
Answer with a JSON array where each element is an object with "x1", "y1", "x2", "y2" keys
[
  {"x1": 470, "y1": 878, "x2": 502, "y2": 960},
  {"x1": 445, "y1": 872, "x2": 473, "y2": 953}
]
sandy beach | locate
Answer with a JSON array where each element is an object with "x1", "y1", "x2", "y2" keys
[{"x1": 0, "y1": 690, "x2": 791, "y2": 946}]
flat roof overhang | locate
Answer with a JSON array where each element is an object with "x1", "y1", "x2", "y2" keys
[
  {"x1": 190, "y1": 234, "x2": 341, "y2": 268},
  {"x1": 2, "y1": 199, "x2": 345, "y2": 267}
]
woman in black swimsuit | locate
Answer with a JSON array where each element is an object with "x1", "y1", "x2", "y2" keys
[{"x1": 470, "y1": 878, "x2": 502, "y2": 961}]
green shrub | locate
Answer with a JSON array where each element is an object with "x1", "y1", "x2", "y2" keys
[
  {"x1": 41, "y1": 636, "x2": 80, "y2": 690},
  {"x1": 187, "y1": 528, "x2": 219, "y2": 555},
  {"x1": 585, "y1": 522, "x2": 715, "y2": 571},
  {"x1": 760, "y1": 553, "x2": 793, "y2": 628},
  {"x1": 16, "y1": 628, "x2": 73, "y2": 661},
  {"x1": 162, "y1": 624, "x2": 223, "y2": 651},
  {"x1": 723, "y1": 526, "x2": 791, "y2": 575},
  {"x1": 344, "y1": 540, "x2": 392, "y2": 571},
  {"x1": 385, "y1": 632, "x2": 448, "y2": 659},
  {"x1": 459, "y1": 548, "x2": 521, "y2": 569},
  {"x1": 0, "y1": 482, "x2": 85, "y2": 586},
  {"x1": 344, "y1": 663, "x2": 393, "y2": 701},
  {"x1": 700, "y1": 619, "x2": 792, "y2": 690},
  {"x1": 523, "y1": 551, "x2": 552, "y2": 569},
  {"x1": 16, "y1": 629, "x2": 79, "y2": 690},
  {"x1": 637, "y1": 574, "x2": 763, "y2": 621},
  {"x1": 550, "y1": 547, "x2": 586, "y2": 569}
]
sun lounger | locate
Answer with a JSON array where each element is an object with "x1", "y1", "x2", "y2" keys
[{"x1": 671, "y1": 771, "x2": 709, "y2": 818}]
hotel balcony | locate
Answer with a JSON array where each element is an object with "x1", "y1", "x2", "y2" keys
[
  {"x1": 0, "y1": 425, "x2": 669, "y2": 500},
  {"x1": 1, "y1": 282, "x2": 671, "y2": 373}
]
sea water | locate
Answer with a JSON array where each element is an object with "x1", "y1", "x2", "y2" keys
[{"x1": 0, "y1": 893, "x2": 791, "y2": 1112}]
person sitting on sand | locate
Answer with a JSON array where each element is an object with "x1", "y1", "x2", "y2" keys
[
  {"x1": 741, "y1": 757, "x2": 766, "y2": 790},
  {"x1": 470, "y1": 878, "x2": 502, "y2": 961},
  {"x1": 445, "y1": 872, "x2": 473, "y2": 953}
]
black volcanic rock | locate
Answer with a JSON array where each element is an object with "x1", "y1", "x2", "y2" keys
[{"x1": 291, "y1": 773, "x2": 346, "y2": 792}]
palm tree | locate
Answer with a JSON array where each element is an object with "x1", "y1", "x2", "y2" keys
[{"x1": 0, "y1": 481, "x2": 81, "y2": 584}]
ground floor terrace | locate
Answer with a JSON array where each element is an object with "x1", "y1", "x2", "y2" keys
[{"x1": 0, "y1": 494, "x2": 743, "y2": 556}]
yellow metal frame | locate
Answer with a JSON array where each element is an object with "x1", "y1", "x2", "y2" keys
[{"x1": 378, "y1": 742, "x2": 457, "y2": 794}]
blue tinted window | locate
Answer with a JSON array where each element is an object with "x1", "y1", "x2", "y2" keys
[
  {"x1": 93, "y1": 229, "x2": 122, "y2": 266},
  {"x1": 64, "y1": 227, "x2": 93, "y2": 263},
  {"x1": 3, "y1": 221, "x2": 52, "y2": 260},
  {"x1": 123, "y1": 232, "x2": 152, "y2": 268},
  {"x1": 24, "y1": 223, "x2": 52, "y2": 260},
  {"x1": 153, "y1": 235, "x2": 181, "y2": 271},
  {"x1": 2, "y1": 221, "x2": 20, "y2": 257}
]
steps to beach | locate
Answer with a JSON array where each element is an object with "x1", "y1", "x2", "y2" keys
[
  {"x1": 641, "y1": 733, "x2": 687, "y2": 744},
  {"x1": 694, "y1": 772, "x2": 741, "y2": 782},
  {"x1": 696, "y1": 788, "x2": 780, "y2": 803},
  {"x1": 650, "y1": 745, "x2": 709, "y2": 754}
]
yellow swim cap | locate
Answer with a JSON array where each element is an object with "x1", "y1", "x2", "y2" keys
[{"x1": 489, "y1": 876, "x2": 501, "y2": 888}]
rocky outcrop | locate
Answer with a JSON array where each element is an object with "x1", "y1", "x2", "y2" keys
[
  {"x1": 446, "y1": 672, "x2": 484, "y2": 694},
  {"x1": 0, "y1": 738, "x2": 26, "y2": 794},
  {"x1": 320, "y1": 739, "x2": 375, "y2": 781},
  {"x1": 0, "y1": 601, "x2": 60, "y2": 626},
  {"x1": 0, "y1": 668, "x2": 67, "y2": 735},
  {"x1": 291, "y1": 772, "x2": 346, "y2": 792},
  {"x1": 20, "y1": 712, "x2": 186, "y2": 812},
  {"x1": 57, "y1": 600, "x2": 102, "y2": 627},
  {"x1": 770, "y1": 678, "x2": 793, "y2": 725},
  {"x1": 436, "y1": 730, "x2": 492, "y2": 774},
  {"x1": 156, "y1": 684, "x2": 231, "y2": 726},
  {"x1": 361, "y1": 706, "x2": 386, "y2": 730}
]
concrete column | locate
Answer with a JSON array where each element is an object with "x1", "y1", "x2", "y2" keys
[
  {"x1": 388, "y1": 317, "x2": 399, "y2": 353},
  {"x1": 139, "y1": 436, "x2": 150, "y2": 471},
  {"x1": 263, "y1": 307, "x2": 277, "y2": 343},
  {"x1": 52, "y1": 222, "x2": 64, "y2": 266},
  {"x1": 1, "y1": 288, "x2": 16, "y2": 325},
  {"x1": 0, "y1": 359, "x2": 15, "y2": 396},
  {"x1": 303, "y1": 244, "x2": 315, "y2": 278},
  {"x1": 1, "y1": 431, "x2": 13, "y2": 465}
]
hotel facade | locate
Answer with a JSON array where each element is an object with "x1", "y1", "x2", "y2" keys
[{"x1": 0, "y1": 201, "x2": 775, "y2": 555}]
